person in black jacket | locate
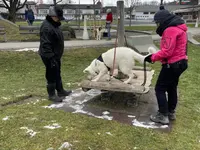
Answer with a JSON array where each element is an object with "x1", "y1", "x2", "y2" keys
[{"x1": 39, "y1": 6, "x2": 71, "y2": 102}]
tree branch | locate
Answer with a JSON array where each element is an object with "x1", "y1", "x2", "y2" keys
[
  {"x1": 56, "y1": 0, "x2": 62, "y2": 4},
  {"x1": 0, "y1": 5, "x2": 8, "y2": 8},
  {"x1": 16, "y1": 0, "x2": 28, "y2": 11},
  {"x1": 2, "y1": 0, "x2": 10, "y2": 9}
]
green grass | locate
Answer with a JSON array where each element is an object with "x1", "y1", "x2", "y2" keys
[{"x1": 0, "y1": 46, "x2": 200, "y2": 150}]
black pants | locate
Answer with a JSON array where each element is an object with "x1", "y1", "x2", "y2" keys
[
  {"x1": 155, "y1": 59, "x2": 188, "y2": 115},
  {"x1": 41, "y1": 56, "x2": 62, "y2": 87}
]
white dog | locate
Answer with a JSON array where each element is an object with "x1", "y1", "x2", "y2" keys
[{"x1": 83, "y1": 46, "x2": 157, "y2": 84}]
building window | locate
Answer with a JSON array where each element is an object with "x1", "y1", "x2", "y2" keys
[
  {"x1": 143, "y1": 12, "x2": 148, "y2": 14},
  {"x1": 150, "y1": 12, "x2": 155, "y2": 14},
  {"x1": 39, "y1": 9, "x2": 48, "y2": 14}
]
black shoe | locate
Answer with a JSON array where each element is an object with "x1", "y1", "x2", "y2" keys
[
  {"x1": 58, "y1": 90, "x2": 72, "y2": 97},
  {"x1": 49, "y1": 95, "x2": 63, "y2": 102},
  {"x1": 47, "y1": 83, "x2": 63, "y2": 102},
  {"x1": 56, "y1": 81, "x2": 72, "y2": 97}
]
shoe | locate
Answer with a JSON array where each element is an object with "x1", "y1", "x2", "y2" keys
[
  {"x1": 47, "y1": 83, "x2": 63, "y2": 102},
  {"x1": 58, "y1": 90, "x2": 72, "y2": 97},
  {"x1": 168, "y1": 112, "x2": 176, "y2": 120},
  {"x1": 150, "y1": 112, "x2": 169, "y2": 125},
  {"x1": 56, "y1": 81, "x2": 72, "y2": 97}
]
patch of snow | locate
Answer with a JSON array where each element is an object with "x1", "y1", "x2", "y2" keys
[
  {"x1": 1, "y1": 97, "x2": 9, "y2": 100},
  {"x1": 66, "y1": 83, "x2": 71, "y2": 87},
  {"x1": 30, "y1": 117, "x2": 37, "y2": 121},
  {"x1": 86, "y1": 89, "x2": 102, "y2": 96},
  {"x1": 2, "y1": 116, "x2": 12, "y2": 121},
  {"x1": 97, "y1": 133, "x2": 101, "y2": 135},
  {"x1": 128, "y1": 115, "x2": 135, "y2": 118},
  {"x1": 15, "y1": 48, "x2": 38, "y2": 52},
  {"x1": 46, "y1": 148, "x2": 54, "y2": 150},
  {"x1": 73, "y1": 109, "x2": 113, "y2": 121},
  {"x1": 58, "y1": 142, "x2": 72, "y2": 150},
  {"x1": 134, "y1": 147, "x2": 137, "y2": 149},
  {"x1": 71, "y1": 92, "x2": 84, "y2": 97},
  {"x1": 132, "y1": 119, "x2": 168, "y2": 129},
  {"x1": 16, "y1": 94, "x2": 26, "y2": 97},
  {"x1": 102, "y1": 111, "x2": 110, "y2": 115},
  {"x1": 44, "y1": 123, "x2": 61, "y2": 129},
  {"x1": 20, "y1": 127, "x2": 38, "y2": 138},
  {"x1": 106, "y1": 132, "x2": 113, "y2": 136},
  {"x1": 42, "y1": 103, "x2": 65, "y2": 109}
]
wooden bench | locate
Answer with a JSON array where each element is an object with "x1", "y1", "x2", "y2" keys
[
  {"x1": 19, "y1": 25, "x2": 40, "y2": 35},
  {"x1": 0, "y1": 26, "x2": 7, "y2": 42},
  {"x1": 19, "y1": 25, "x2": 71, "y2": 39}
]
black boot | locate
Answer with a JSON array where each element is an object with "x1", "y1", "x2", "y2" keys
[
  {"x1": 47, "y1": 83, "x2": 63, "y2": 102},
  {"x1": 56, "y1": 81, "x2": 72, "y2": 97}
]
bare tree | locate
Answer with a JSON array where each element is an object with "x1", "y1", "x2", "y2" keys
[
  {"x1": 149, "y1": 0, "x2": 159, "y2": 5},
  {"x1": 0, "y1": 0, "x2": 28, "y2": 22},
  {"x1": 125, "y1": 0, "x2": 141, "y2": 26}
]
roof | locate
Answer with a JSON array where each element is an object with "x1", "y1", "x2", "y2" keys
[
  {"x1": 173, "y1": 4, "x2": 200, "y2": 13},
  {"x1": 134, "y1": 5, "x2": 191, "y2": 12},
  {"x1": 37, "y1": 3, "x2": 102, "y2": 9}
]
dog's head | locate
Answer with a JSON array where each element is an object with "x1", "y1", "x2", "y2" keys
[
  {"x1": 98, "y1": 27, "x2": 102, "y2": 31},
  {"x1": 83, "y1": 59, "x2": 98, "y2": 80}
]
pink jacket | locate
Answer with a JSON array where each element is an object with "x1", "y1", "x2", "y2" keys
[{"x1": 151, "y1": 24, "x2": 188, "y2": 64}]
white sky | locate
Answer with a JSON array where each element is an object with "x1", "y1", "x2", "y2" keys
[{"x1": 42, "y1": 0, "x2": 175, "y2": 6}]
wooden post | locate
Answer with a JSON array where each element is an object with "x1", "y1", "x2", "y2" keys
[{"x1": 117, "y1": 0, "x2": 125, "y2": 47}]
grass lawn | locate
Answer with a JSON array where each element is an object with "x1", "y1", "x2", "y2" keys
[{"x1": 0, "y1": 45, "x2": 200, "y2": 150}]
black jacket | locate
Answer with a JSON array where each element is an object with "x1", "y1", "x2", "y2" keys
[{"x1": 39, "y1": 15, "x2": 64, "y2": 59}]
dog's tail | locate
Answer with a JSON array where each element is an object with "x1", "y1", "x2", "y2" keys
[
  {"x1": 130, "y1": 48, "x2": 146, "y2": 64},
  {"x1": 148, "y1": 46, "x2": 157, "y2": 54}
]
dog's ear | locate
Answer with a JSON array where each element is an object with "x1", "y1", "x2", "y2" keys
[{"x1": 83, "y1": 68, "x2": 89, "y2": 73}]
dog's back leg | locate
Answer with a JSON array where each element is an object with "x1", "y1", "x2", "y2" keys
[{"x1": 119, "y1": 60, "x2": 137, "y2": 84}]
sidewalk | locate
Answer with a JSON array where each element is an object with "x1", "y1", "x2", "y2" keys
[
  {"x1": 0, "y1": 39, "x2": 116, "y2": 50},
  {"x1": 0, "y1": 27, "x2": 200, "y2": 50}
]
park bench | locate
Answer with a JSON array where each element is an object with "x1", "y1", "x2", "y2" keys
[
  {"x1": 0, "y1": 26, "x2": 7, "y2": 42},
  {"x1": 19, "y1": 25, "x2": 71, "y2": 39},
  {"x1": 19, "y1": 25, "x2": 40, "y2": 35},
  {"x1": 126, "y1": 35, "x2": 159, "y2": 54}
]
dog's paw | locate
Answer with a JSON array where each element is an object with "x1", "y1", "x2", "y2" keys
[
  {"x1": 106, "y1": 76, "x2": 111, "y2": 81},
  {"x1": 91, "y1": 78, "x2": 98, "y2": 82},
  {"x1": 133, "y1": 74, "x2": 138, "y2": 79},
  {"x1": 123, "y1": 80, "x2": 131, "y2": 84}
]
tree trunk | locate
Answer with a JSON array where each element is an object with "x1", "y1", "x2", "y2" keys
[
  {"x1": 160, "y1": 0, "x2": 163, "y2": 5},
  {"x1": 129, "y1": 10, "x2": 132, "y2": 26},
  {"x1": 8, "y1": 8, "x2": 17, "y2": 23},
  {"x1": 53, "y1": 0, "x2": 56, "y2": 5}
]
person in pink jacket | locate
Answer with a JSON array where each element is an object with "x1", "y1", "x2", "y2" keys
[{"x1": 144, "y1": 7, "x2": 188, "y2": 125}]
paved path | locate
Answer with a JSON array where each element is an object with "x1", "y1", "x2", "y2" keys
[
  {"x1": 0, "y1": 39, "x2": 116, "y2": 50},
  {"x1": 0, "y1": 27, "x2": 200, "y2": 50}
]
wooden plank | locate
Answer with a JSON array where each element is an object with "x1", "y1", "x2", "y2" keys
[
  {"x1": 19, "y1": 32, "x2": 39, "y2": 34},
  {"x1": 81, "y1": 80, "x2": 145, "y2": 94},
  {"x1": 132, "y1": 66, "x2": 151, "y2": 71},
  {"x1": 19, "y1": 26, "x2": 40, "y2": 30}
]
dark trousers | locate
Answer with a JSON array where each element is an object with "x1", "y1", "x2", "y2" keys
[
  {"x1": 41, "y1": 57, "x2": 62, "y2": 91},
  {"x1": 155, "y1": 60, "x2": 188, "y2": 115}
]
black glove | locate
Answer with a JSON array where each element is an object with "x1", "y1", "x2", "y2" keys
[
  {"x1": 50, "y1": 57, "x2": 58, "y2": 68},
  {"x1": 144, "y1": 54, "x2": 153, "y2": 63}
]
